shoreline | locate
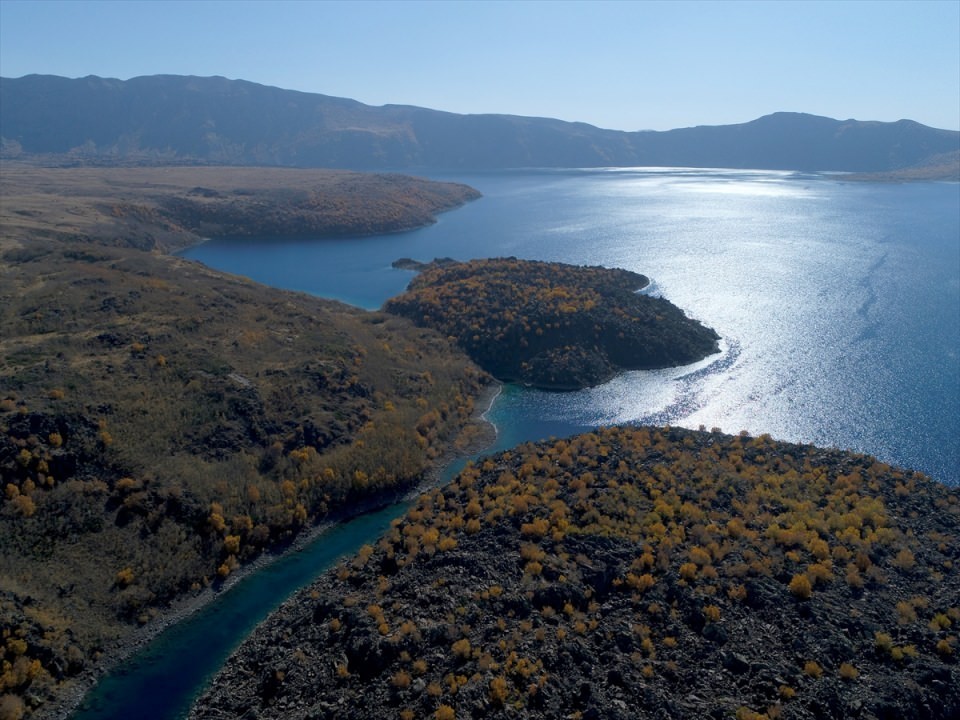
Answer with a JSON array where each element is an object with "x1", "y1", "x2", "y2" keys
[
  {"x1": 49, "y1": 379, "x2": 503, "y2": 720},
  {"x1": 0, "y1": 163, "x2": 483, "y2": 256},
  {"x1": 413, "y1": 380, "x2": 502, "y2": 493},
  {"x1": 170, "y1": 189, "x2": 479, "y2": 253}
]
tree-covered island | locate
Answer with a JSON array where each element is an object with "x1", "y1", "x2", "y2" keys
[{"x1": 385, "y1": 258, "x2": 721, "y2": 390}]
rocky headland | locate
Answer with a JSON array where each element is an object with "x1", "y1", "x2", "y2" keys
[
  {"x1": 0, "y1": 164, "x2": 480, "y2": 253},
  {"x1": 191, "y1": 426, "x2": 960, "y2": 720}
]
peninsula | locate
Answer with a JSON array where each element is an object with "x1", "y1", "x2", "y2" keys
[
  {"x1": 0, "y1": 164, "x2": 480, "y2": 253},
  {"x1": 384, "y1": 258, "x2": 721, "y2": 390},
  {"x1": 192, "y1": 426, "x2": 960, "y2": 720}
]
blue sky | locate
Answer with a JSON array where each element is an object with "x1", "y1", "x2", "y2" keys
[{"x1": 1, "y1": 0, "x2": 958, "y2": 132}]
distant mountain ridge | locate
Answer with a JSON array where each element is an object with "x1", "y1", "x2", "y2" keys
[{"x1": 2, "y1": 74, "x2": 958, "y2": 173}]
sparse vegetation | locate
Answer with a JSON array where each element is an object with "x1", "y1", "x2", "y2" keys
[{"x1": 0, "y1": 165, "x2": 480, "y2": 254}]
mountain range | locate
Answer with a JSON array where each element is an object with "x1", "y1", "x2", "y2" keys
[{"x1": 1, "y1": 74, "x2": 958, "y2": 173}]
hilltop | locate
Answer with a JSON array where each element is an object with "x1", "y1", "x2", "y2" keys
[
  {"x1": 192, "y1": 426, "x2": 960, "y2": 720},
  {"x1": 2, "y1": 75, "x2": 958, "y2": 173},
  {"x1": 0, "y1": 165, "x2": 488, "y2": 719},
  {"x1": 384, "y1": 258, "x2": 720, "y2": 389}
]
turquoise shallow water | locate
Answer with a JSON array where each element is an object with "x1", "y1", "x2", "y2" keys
[
  {"x1": 75, "y1": 169, "x2": 959, "y2": 720},
  {"x1": 72, "y1": 505, "x2": 409, "y2": 720}
]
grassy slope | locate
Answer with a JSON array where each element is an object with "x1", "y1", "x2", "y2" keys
[
  {"x1": 0, "y1": 164, "x2": 480, "y2": 252},
  {"x1": 192, "y1": 427, "x2": 959, "y2": 720},
  {"x1": 0, "y1": 165, "x2": 488, "y2": 719},
  {"x1": 842, "y1": 150, "x2": 960, "y2": 182}
]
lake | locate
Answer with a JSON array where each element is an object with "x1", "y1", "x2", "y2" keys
[
  {"x1": 184, "y1": 168, "x2": 960, "y2": 486},
  {"x1": 76, "y1": 167, "x2": 958, "y2": 720}
]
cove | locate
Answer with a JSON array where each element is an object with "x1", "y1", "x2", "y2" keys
[{"x1": 71, "y1": 504, "x2": 409, "y2": 720}]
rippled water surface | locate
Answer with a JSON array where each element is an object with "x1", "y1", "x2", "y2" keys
[{"x1": 184, "y1": 169, "x2": 959, "y2": 484}]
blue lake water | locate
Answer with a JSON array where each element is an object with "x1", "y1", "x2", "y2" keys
[{"x1": 185, "y1": 168, "x2": 960, "y2": 486}]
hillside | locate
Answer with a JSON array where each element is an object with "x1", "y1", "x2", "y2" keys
[
  {"x1": 191, "y1": 426, "x2": 960, "y2": 720},
  {"x1": 0, "y1": 165, "x2": 480, "y2": 253},
  {"x1": 2, "y1": 75, "x2": 958, "y2": 173},
  {"x1": 383, "y1": 258, "x2": 720, "y2": 389},
  {"x1": 0, "y1": 166, "x2": 490, "y2": 719},
  {"x1": 842, "y1": 150, "x2": 960, "y2": 182}
]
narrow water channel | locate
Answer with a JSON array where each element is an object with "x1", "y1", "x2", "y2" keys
[
  {"x1": 72, "y1": 399, "x2": 523, "y2": 720},
  {"x1": 72, "y1": 169, "x2": 960, "y2": 718},
  {"x1": 71, "y1": 503, "x2": 409, "y2": 720}
]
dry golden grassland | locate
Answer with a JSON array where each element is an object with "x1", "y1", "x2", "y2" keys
[{"x1": 0, "y1": 164, "x2": 479, "y2": 253}]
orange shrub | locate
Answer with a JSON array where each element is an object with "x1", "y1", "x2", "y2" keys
[
  {"x1": 839, "y1": 663, "x2": 859, "y2": 680},
  {"x1": 788, "y1": 574, "x2": 812, "y2": 600}
]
